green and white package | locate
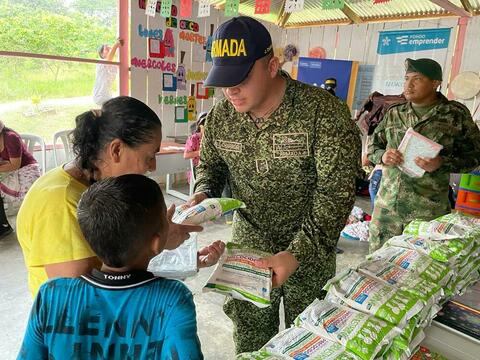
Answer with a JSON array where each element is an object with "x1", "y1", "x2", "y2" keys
[
  {"x1": 403, "y1": 212, "x2": 480, "y2": 240},
  {"x1": 357, "y1": 259, "x2": 443, "y2": 307},
  {"x1": 203, "y1": 243, "x2": 272, "y2": 308},
  {"x1": 173, "y1": 197, "x2": 245, "y2": 225},
  {"x1": 324, "y1": 269, "x2": 422, "y2": 328},
  {"x1": 367, "y1": 246, "x2": 452, "y2": 286},
  {"x1": 235, "y1": 351, "x2": 285, "y2": 360},
  {"x1": 294, "y1": 299, "x2": 400, "y2": 360},
  {"x1": 385, "y1": 234, "x2": 474, "y2": 265},
  {"x1": 263, "y1": 327, "x2": 360, "y2": 360}
]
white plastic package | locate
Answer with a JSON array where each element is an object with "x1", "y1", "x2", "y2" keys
[
  {"x1": 147, "y1": 233, "x2": 198, "y2": 278},
  {"x1": 173, "y1": 197, "x2": 245, "y2": 225},
  {"x1": 263, "y1": 327, "x2": 360, "y2": 360},
  {"x1": 295, "y1": 299, "x2": 400, "y2": 360},
  {"x1": 148, "y1": 198, "x2": 245, "y2": 279},
  {"x1": 203, "y1": 243, "x2": 272, "y2": 308},
  {"x1": 324, "y1": 269, "x2": 423, "y2": 329}
]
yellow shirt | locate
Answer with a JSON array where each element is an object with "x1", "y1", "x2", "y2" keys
[{"x1": 16, "y1": 167, "x2": 96, "y2": 296}]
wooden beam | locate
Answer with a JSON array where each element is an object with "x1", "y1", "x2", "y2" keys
[
  {"x1": 284, "y1": 11, "x2": 460, "y2": 29},
  {"x1": 284, "y1": 19, "x2": 351, "y2": 29},
  {"x1": 460, "y1": 0, "x2": 474, "y2": 13},
  {"x1": 341, "y1": 3, "x2": 363, "y2": 24},
  {"x1": 429, "y1": 0, "x2": 472, "y2": 17},
  {"x1": 276, "y1": 0, "x2": 289, "y2": 27}
]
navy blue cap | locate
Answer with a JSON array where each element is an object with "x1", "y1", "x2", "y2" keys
[{"x1": 204, "y1": 16, "x2": 273, "y2": 88}]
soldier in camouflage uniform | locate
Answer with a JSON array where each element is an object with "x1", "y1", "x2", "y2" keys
[
  {"x1": 188, "y1": 17, "x2": 360, "y2": 353},
  {"x1": 368, "y1": 58, "x2": 480, "y2": 253}
]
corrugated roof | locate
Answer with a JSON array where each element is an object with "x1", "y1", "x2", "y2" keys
[{"x1": 211, "y1": 0, "x2": 480, "y2": 28}]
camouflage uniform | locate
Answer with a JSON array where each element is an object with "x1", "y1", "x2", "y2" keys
[
  {"x1": 367, "y1": 93, "x2": 480, "y2": 252},
  {"x1": 195, "y1": 74, "x2": 360, "y2": 353}
]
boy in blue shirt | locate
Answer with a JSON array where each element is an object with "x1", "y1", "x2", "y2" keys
[{"x1": 18, "y1": 174, "x2": 222, "y2": 359}]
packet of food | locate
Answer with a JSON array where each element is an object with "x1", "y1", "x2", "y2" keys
[
  {"x1": 148, "y1": 198, "x2": 245, "y2": 279},
  {"x1": 323, "y1": 269, "x2": 423, "y2": 329},
  {"x1": 404, "y1": 213, "x2": 480, "y2": 240},
  {"x1": 294, "y1": 299, "x2": 400, "y2": 360},
  {"x1": 367, "y1": 246, "x2": 452, "y2": 286},
  {"x1": 235, "y1": 351, "x2": 285, "y2": 360},
  {"x1": 147, "y1": 233, "x2": 198, "y2": 278},
  {"x1": 172, "y1": 197, "x2": 245, "y2": 225},
  {"x1": 263, "y1": 327, "x2": 360, "y2": 360},
  {"x1": 385, "y1": 234, "x2": 474, "y2": 265},
  {"x1": 203, "y1": 243, "x2": 272, "y2": 308},
  {"x1": 357, "y1": 259, "x2": 443, "y2": 307}
]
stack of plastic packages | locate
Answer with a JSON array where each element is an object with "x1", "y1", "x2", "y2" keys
[{"x1": 236, "y1": 212, "x2": 480, "y2": 360}]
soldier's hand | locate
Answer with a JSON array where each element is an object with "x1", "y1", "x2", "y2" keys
[
  {"x1": 164, "y1": 204, "x2": 203, "y2": 250},
  {"x1": 257, "y1": 251, "x2": 299, "y2": 288},
  {"x1": 197, "y1": 240, "x2": 225, "y2": 268},
  {"x1": 415, "y1": 155, "x2": 443, "y2": 173},
  {"x1": 187, "y1": 192, "x2": 208, "y2": 207},
  {"x1": 382, "y1": 149, "x2": 403, "y2": 166}
]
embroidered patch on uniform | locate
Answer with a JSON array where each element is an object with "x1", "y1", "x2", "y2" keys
[
  {"x1": 216, "y1": 140, "x2": 243, "y2": 153},
  {"x1": 255, "y1": 159, "x2": 269, "y2": 174},
  {"x1": 273, "y1": 133, "x2": 309, "y2": 158}
]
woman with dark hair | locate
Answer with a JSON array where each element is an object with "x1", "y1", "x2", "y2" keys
[
  {"x1": 0, "y1": 121, "x2": 41, "y2": 238},
  {"x1": 16, "y1": 96, "x2": 220, "y2": 297}
]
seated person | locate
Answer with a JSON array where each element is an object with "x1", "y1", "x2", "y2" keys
[
  {"x1": 0, "y1": 121, "x2": 40, "y2": 238},
  {"x1": 18, "y1": 174, "x2": 223, "y2": 359}
]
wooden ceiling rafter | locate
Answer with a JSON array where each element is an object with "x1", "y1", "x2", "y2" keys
[
  {"x1": 460, "y1": 0, "x2": 474, "y2": 13},
  {"x1": 276, "y1": 0, "x2": 290, "y2": 27},
  {"x1": 429, "y1": 0, "x2": 472, "y2": 17},
  {"x1": 341, "y1": 3, "x2": 364, "y2": 24}
]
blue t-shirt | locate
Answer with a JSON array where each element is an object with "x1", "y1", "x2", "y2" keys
[{"x1": 18, "y1": 269, "x2": 203, "y2": 359}]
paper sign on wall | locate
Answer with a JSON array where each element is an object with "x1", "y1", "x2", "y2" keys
[
  {"x1": 145, "y1": 0, "x2": 158, "y2": 17},
  {"x1": 188, "y1": 84, "x2": 197, "y2": 121},
  {"x1": 322, "y1": 0, "x2": 344, "y2": 9},
  {"x1": 149, "y1": 38, "x2": 165, "y2": 58},
  {"x1": 175, "y1": 106, "x2": 188, "y2": 123},
  {"x1": 196, "y1": 82, "x2": 209, "y2": 99},
  {"x1": 225, "y1": 0, "x2": 240, "y2": 17},
  {"x1": 163, "y1": 73, "x2": 177, "y2": 91},
  {"x1": 160, "y1": 0, "x2": 173, "y2": 17},
  {"x1": 255, "y1": 0, "x2": 271, "y2": 14},
  {"x1": 180, "y1": 0, "x2": 192, "y2": 17},
  {"x1": 198, "y1": 0, "x2": 211, "y2": 18},
  {"x1": 284, "y1": 0, "x2": 304, "y2": 13}
]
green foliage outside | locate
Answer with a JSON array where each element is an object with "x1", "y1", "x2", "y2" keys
[
  {"x1": 1, "y1": 103, "x2": 91, "y2": 142},
  {"x1": 0, "y1": 0, "x2": 118, "y2": 103}
]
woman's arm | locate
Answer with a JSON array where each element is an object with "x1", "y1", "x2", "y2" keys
[
  {"x1": 45, "y1": 256, "x2": 101, "y2": 278},
  {"x1": 0, "y1": 157, "x2": 21, "y2": 172}
]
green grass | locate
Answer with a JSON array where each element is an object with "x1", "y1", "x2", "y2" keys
[
  {"x1": 0, "y1": 59, "x2": 98, "y2": 102},
  {"x1": 2, "y1": 103, "x2": 93, "y2": 143}
]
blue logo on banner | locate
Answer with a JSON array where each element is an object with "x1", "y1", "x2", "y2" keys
[{"x1": 377, "y1": 28, "x2": 451, "y2": 55}]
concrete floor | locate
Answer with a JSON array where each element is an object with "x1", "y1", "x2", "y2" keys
[{"x1": 0, "y1": 193, "x2": 370, "y2": 360}]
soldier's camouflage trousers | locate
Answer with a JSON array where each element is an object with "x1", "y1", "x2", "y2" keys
[
  {"x1": 225, "y1": 216, "x2": 336, "y2": 354},
  {"x1": 368, "y1": 204, "x2": 405, "y2": 254}
]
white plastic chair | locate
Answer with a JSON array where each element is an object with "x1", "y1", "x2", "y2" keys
[
  {"x1": 52, "y1": 129, "x2": 74, "y2": 166},
  {"x1": 20, "y1": 134, "x2": 47, "y2": 174}
]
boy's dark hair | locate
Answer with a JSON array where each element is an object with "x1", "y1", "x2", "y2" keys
[
  {"x1": 72, "y1": 96, "x2": 162, "y2": 177},
  {"x1": 77, "y1": 174, "x2": 166, "y2": 267}
]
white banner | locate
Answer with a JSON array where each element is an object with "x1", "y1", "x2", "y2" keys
[{"x1": 372, "y1": 28, "x2": 452, "y2": 95}]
